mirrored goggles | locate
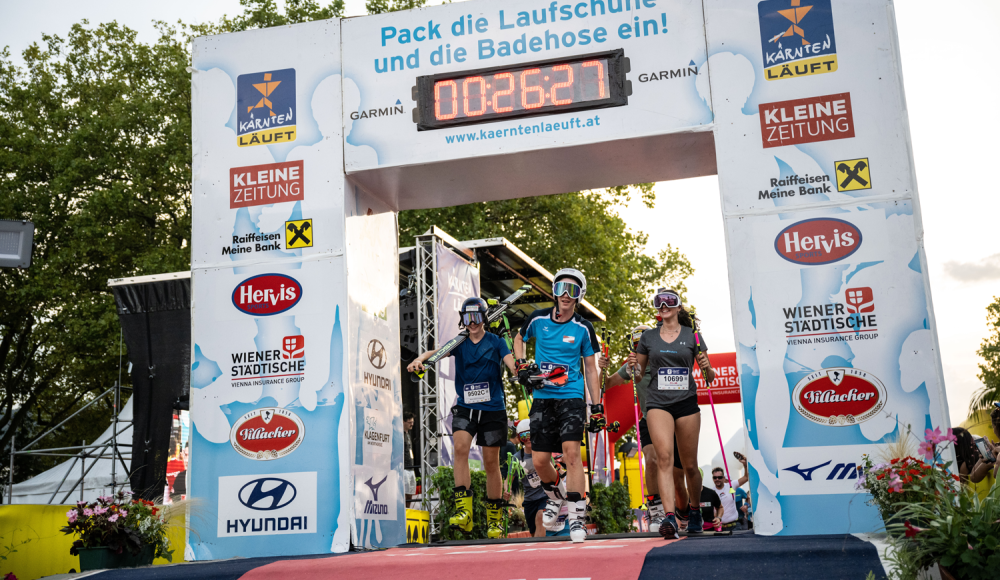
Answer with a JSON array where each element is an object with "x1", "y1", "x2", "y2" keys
[
  {"x1": 517, "y1": 432, "x2": 530, "y2": 442},
  {"x1": 461, "y1": 311, "x2": 485, "y2": 326},
  {"x1": 652, "y1": 292, "x2": 681, "y2": 309},
  {"x1": 553, "y1": 281, "x2": 583, "y2": 300}
]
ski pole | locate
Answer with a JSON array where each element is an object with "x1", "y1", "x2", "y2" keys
[
  {"x1": 693, "y1": 324, "x2": 735, "y2": 502},
  {"x1": 626, "y1": 333, "x2": 648, "y2": 532}
]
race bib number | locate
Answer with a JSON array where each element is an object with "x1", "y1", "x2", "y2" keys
[
  {"x1": 463, "y1": 382, "x2": 491, "y2": 404},
  {"x1": 657, "y1": 367, "x2": 689, "y2": 391},
  {"x1": 526, "y1": 470, "x2": 541, "y2": 488}
]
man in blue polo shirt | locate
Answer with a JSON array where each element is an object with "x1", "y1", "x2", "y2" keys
[
  {"x1": 513, "y1": 268, "x2": 601, "y2": 543},
  {"x1": 407, "y1": 297, "x2": 515, "y2": 538}
]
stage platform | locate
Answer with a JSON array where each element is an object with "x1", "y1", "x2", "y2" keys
[{"x1": 62, "y1": 531, "x2": 890, "y2": 580}]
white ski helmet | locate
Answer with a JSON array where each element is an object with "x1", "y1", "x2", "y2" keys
[{"x1": 552, "y1": 267, "x2": 587, "y2": 299}]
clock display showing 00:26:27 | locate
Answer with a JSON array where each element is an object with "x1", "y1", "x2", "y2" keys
[{"x1": 432, "y1": 58, "x2": 610, "y2": 122}]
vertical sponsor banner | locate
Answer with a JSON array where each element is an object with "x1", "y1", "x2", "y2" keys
[
  {"x1": 695, "y1": 352, "x2": 741, "y2": 405},
  {"x1": 345, "y1": 182, "x2": 405, "y2": 548},
  {"x1": 190, "y1": 20, "x2": 352, "y2": 558},
  {"x1": 433, "y1": 242, "x2": 480, "y2": 467},
  {"x1": 704, "y1": 0, "x2": 950, "y2": 535}
]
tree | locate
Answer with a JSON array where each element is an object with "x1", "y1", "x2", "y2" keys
[
  {"x1": 971, "y1": 296, "x2": 1000, "y2": 412},
  {"x1": 0, "y1": 21, "x2": 192, "y2": 486},
  {"x1": 399, "y1": 184, "x2": 694, "y2": 362}
]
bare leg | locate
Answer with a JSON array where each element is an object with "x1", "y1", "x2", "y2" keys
[
  {"x1": 646, "y1": 408, "x2": 678, "y2": 513},
  {"x1": 482, "y1": 445, "x2": 502, "y2": 499},
  {"x1": 533, "y1": 451, "x2": 556, "y2": 483},
  {"x1": 453, "y1": 430, "x2": 474, "y2": 489},
  {"x1": 561, "y1": 440, "x2": 584, "y2": 494},
  {"x1": 674, "y1": 412, "x2": 702, "y2": 506},
  {"x1": 642, "y1": 444, "x2": 659, "y2": 496},
  {"x1": 534, "y1": 511, "x2": 546, "y2": 537}
]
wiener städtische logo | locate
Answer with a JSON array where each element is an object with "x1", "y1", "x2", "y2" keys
[
  {"x1": 237, "y1": 68, "x2": 296, "y2": 147},
  {"x1": 792, "y1": 368, "x2": 887, "y2": 426},
  {"x1": 774, "y1": 217, "x2": 861, "y2": 265},
  {"x1": 758, "y1": 0, "x2": 838, "y2": 81}
]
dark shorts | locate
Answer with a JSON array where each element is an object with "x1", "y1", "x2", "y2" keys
[
  {"x1": 451, "y1": 406, "x2": 508, "y2": 448},
  {"x1": 529, "y1": 398, "x2": 586, "y2": 453},
  {"x1": 647, "y1": 395, "x2": 701, "y2": 420},
  {"x1": 523, "y1": 496, "x2": 547, "y2": 535},
  {"x1": 638, "y1": 417, "x2": 682, "y2": 469}
]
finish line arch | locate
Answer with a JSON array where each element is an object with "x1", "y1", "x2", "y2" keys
[{"x1": 186, "y1": 0, "x2": 950, "y2": 558}]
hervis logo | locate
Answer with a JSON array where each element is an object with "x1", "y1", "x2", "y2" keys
[
  {"x1": 232, "y1": 273, "x2": 302, "y2": 316},
  {"x1": 237, "y1": 69, "x2": 296, "y2": 147},
  {"x1": 774, "y1": 218, "x2": 861, "y2": 266},
  {"x1": 758, "y1": 0, "x2": 838, "y2": 81},
  {"x1": 792, "y1": 367, "x2": 887, "y2": 426},
  {"x1": 230, "y1": 407, "x2": 306, "y2": 461}
]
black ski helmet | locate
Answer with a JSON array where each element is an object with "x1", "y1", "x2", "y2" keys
[{"x1": 459, "y1": 297, "x2": 489, "y2": 327}]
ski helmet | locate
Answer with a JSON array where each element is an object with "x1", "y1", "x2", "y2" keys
[
  {"x1": 552, "y1": 268, "x2": 587, "y2": 300},
  {"x1": 459, "y1": 297, "x2": 489, "y2": 327}
]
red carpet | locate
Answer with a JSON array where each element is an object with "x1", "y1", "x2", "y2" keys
[{"x1": 241, "y1": 537, "x2": 674, "y2": 580}]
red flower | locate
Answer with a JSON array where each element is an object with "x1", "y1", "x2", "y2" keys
[{"x1": 904, "y1": 520, "x2": 923, "y2": 538}]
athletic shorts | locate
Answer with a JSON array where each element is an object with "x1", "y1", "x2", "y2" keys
[
  {"x1": 529, "y1": 398, "x2": 586, "y2": 453},
  {"x1": 523, "y1": 496, "x2": 547, "y2": 535},
  {"x1": 647, "y1": 395, "x2": 700, "y2": 420},
  {"x1": 403, "y1": 468, "x2": 417, "y2": 494},
  {"x1": 638, "y1": 417, "x2": 682, "y2": 469},
  {"x1": 452, "y1": 406, "x2": 508, "y2": 448}
]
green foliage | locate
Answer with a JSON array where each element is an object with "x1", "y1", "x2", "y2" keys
[
  {"x1": 972, "y1": 296, "x2": 1000, "y2": 412},
  {"x1": 366, "y1": 0, "x2": 427, "y2": 15},
  {"x1": 0, "y1": 20, "x2": 192, "y2": 482},
  {"x1": 399, "y1": 185, "x2": 694, "y2": 362},
  {"x1": 191, "y1": 0, "x2": 345, "y2": 35},
  {"x1": 428, "y1": 466, "x2": 492, "y2": 540},
  {"x1": 589, "y1": 481, "x2": 635, "y2": 534}
]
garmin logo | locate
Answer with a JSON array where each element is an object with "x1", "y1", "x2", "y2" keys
[{"x1": 350, "y1": 105, "x2": 404, "y2": 120}]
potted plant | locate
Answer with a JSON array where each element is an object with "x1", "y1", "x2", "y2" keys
[
  {"x1": 859, "y1": 428, "x2": 1000, "y2": 579},
  {"x1": 60, "y1": 490, "x2": 172, "y2": 571}
]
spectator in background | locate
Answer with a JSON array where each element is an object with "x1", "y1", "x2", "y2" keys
[
  {"x1": 710, "y1": 467, "x2": 739, "y2": 530},
  {"x1": 968, "y1": 405, "x2": 1000, "y2": 487},
  {"x1": 733, "y1": 452, "x2": 752, "y2": 529},
  {"x1": 404, "y1": 411, "x2": 416, "y2": 508},
  {"x1": 502, "y1": 426, "x2": 521, "y2": 496},
  {"x1": 952, "y1": 427, "x2": 980, "y2": 483},
  {"x1": 517, "y1": 420, "x2": 547, "y2": 537},
  {"x1": 697, "y1": 468, "x2": 723, "y2": 532}
]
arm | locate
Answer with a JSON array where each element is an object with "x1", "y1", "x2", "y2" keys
[
  {"x1": 502, "y1": 353, "x2": 516, "y2": 375},
  {"x1": 513, "y1": 332, "x2": 526, "y2": 360},
  {"x1": 738, "y1": 456, "x2": 749, "y2": 487},
  {"x1": 715, "y1": 504, "x2": 724, "y2": 525},
  {"x1": 605, "y1": 368, "x2": 627, "y2": 390},
  {"x1": 583, "y1": 354, "x2": 601, "y2": 405},
  {"x1": 635, "y1": 352, "x2": 649, "y2": 379},
  {"x1": 406, "y1": 348, "x2": 439, "y2": 373}
]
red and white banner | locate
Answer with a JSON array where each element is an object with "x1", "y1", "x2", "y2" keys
[{"x1": 695, "y1": 352, "x2": 741, "y2": 405}]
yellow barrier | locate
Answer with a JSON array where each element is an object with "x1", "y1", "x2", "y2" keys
[
  {"x1": 617, "y1": 452, "x2": 644, "y2": 509},
  {"x1": 0, "y1": 504, "x2": 185, "y2": 580},
  {"x1": 405, "y1": 508, "x2": 430, "y2": 544}
]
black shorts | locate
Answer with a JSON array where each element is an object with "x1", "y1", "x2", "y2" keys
[
  {"x1": 523, "y1": 496, "x2": 547, "y2": 535},
  {"x1": 647, "y1": 395, "x2": 701, "y2": 420},
  {"x1": 638, "y1": 417, "x2": 682, "y2": 469},
  {"x1": 529, "y1": 398, "x2": 586, "y2": 453},
  {"x1": 451, "y1": 406, "x2": 508, "y2": 448}
]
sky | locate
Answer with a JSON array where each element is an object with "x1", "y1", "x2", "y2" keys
[{"x1": 2, "y1": 0, "x2": 998, "y2": 468}]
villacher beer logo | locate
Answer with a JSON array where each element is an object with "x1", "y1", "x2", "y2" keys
[
  {"x1": 758, "y1": 0, "x2": 838, "y2": 81},
  {"x1": 792, "y1": 368, "x2": 887, "y2": 426},
  {"x1": 774, "y1": 217, "x2": 861, "y2": 266},
  {"x1": 759, "y1": 92, "x2": 854, "y2": 148},
  {"x1": 230, "y1": 160, "x2": 304, "y2": 209},
  {"x1": 230, "y1": 408, "x2": 306, "y2": 461},
  {"x1": 237, "y1": 68, "x2": 296, "y2": 147},
  {"x1": 232, "y1": 274, "x2": 302, "y2": 316}
]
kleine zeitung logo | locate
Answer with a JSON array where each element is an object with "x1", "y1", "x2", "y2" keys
[
  {"x1": 229, "y1": 407, "x2": 306, "y2": 461},
  {"x1": 774, "y1": 217, "x2": 861, "y2": 266},
  {"x1": 792, "y1": 368, "x2": 887, "y2": 426},
  {"x1": 232, "y1": 273, "x2": 302, "y2": 316}
]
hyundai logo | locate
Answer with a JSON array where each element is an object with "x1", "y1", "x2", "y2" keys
[
  {"x1": 238, "y1": 477, "x2": 297, "y2": 510},
  {"x1": 367, "y1": 339, "x2": 387, "y2": 369}
]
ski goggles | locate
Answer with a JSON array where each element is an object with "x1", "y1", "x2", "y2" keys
[
  {"x1": 553, "y1": 281, "x2": 583, "y2": 300},
  {"x1": 460, "y1": 311, "x2": 485, "y2": 326},
  {"x1": 652, "y1": 291, "x2": 681, "y2": 309}
]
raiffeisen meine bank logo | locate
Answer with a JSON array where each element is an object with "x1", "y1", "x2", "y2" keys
[
  {"x1": 758, "y1": 0, "x2": 838, "y2": 81},
  {"x1": 237, "y1": 68, "x2": 296, "y2": 147}
]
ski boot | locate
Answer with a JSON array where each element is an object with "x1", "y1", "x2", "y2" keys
[
  {"x1": 541, "y1": 476, "x2": 567, "y2": 530},
  {"x1": 567, "y1": 492, "x2": 587, "y2": 543},
  {"x1": 449, "y1": 487, "x2": 474, "y2": 533},
  {"x1": 486, "y1": 498, "x2": 505, "y2": 539}
]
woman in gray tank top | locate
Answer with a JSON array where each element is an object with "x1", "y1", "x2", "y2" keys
[{"x1": 634, "y1": 288, "x2": 715, "y2": 538}]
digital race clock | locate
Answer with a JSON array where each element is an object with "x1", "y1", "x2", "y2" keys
[{"x1": 412, "y1": 50, "x2": 630, "y2": 131}]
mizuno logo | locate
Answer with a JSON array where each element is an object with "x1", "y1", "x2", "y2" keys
[
  {"x1": 782, "y1": 460, "x2": 831, "y2": 481},
  {"x1": 365, "y1": 475, "x2": 388, "y2": 501}
]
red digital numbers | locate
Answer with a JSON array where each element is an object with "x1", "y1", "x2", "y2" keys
[{"x1": 433, "y1": 58, "x2": 610, "y2": 121}]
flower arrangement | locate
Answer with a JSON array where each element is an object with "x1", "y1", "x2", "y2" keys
[
  {"x1": 60, "y1": 490, "x2": 172, "y2": 561},
  {"x1": 859, "y1": 427, "x2": 1000, "y2": 579}
]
